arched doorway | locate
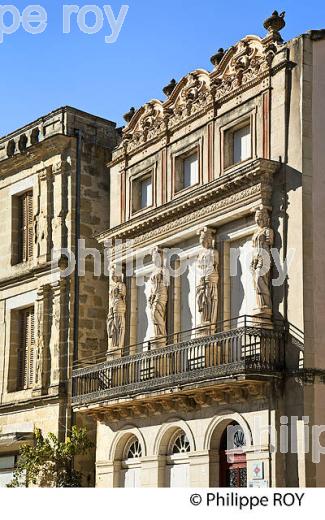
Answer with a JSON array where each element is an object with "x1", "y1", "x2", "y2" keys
[
  {"x1": 219, "y1": 422, "x2": 247, "y2": 487},
  {"x1": 166, "y1": 430, "x2": 191, "y2": 487},
  {"x1": 121, "y1": 437, "x2": 143, "y2": 488}
]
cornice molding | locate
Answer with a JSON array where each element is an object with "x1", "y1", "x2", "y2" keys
[{"x1": 98, "y1": 159, "x2": 279, "y2": 252}]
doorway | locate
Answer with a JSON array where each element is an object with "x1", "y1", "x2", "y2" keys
[{"x1": 219, "y1": 422, "x2": 247, "y2": 487}]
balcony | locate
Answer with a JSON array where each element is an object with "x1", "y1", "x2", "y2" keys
[{"x1": 72, "y1": 316, "x2": 286, "y2": 408}]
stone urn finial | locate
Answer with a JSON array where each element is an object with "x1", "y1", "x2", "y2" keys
[
  {"x1": 210, "y1": 48, "x2": 225, "y2": 67},
  {"x1": 263, "y1": 10, "x2": 286, "y2": 38},
  {"x1": 123, "y1": 107, "x2": 136, "y2": 124},
  {"x1": 163, "y1": 78, "x2": 177, "y2": 97}
]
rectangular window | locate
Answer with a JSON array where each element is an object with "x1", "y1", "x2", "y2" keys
[
  {"x1": 0, "y1": 455, "x2": 16, "y2": 488},
  {"x1": 175, "y1": 151, "x2": 199, "y2": 193},
  {"x1": 223, "y1": 119, "x2": 252, "y2": 170},
  {"x1": 233, "y1": 125, "x2": 251, "y2": 164},
  {"x1": 183, "y1": 154, "x2": 199, "y2": 189},
  {"x1": 18, "y1": 191, "x2": 33, "y2": 263},
  {"x1": 17, "y1": 306, "x2": 35, "y2": 391},
  {"x1": 140, "y1": 177, "x2": 152, "y2": 209},
  {"x1": 132, "y1": 173, "x2": 153, "y2": 214}
]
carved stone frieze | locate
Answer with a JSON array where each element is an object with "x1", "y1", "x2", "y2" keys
[
  {"x1": 113, "y1": 185, "x2": 261, "y2": 256},
  {"x1": 75, "y1": 381, "x2": 271, "y2": 418}
]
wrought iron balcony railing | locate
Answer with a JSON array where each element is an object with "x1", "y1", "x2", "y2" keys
[{"x1": 72, "y1": 316, "x2": 286, "y2": 407}]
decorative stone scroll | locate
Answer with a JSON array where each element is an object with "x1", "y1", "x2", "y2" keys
[
  {"x1": 196, "y1": 228, "x2": 219, "y2": 330},
  {"x1": 251, "y1": 207, "x2": 274, "y2": 317},
  {"x1": 107, "y1": 266, "x2": 127, "y2": 351}
]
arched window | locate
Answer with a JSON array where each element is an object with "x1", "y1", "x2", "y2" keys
[
  {"x1": 171, "y1": 432, "x2": 191, "y2": 454},
  {"x1": 121, "y1": 436, "x2": 142, "y2": 488},
  {"x1": 166, "y1": 430, "x2": 191, "y2": 488},
  {"x1": 126, "y1": 439, "x2": 143, "y2": 459}
]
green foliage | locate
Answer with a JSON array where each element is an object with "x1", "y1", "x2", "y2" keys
[{"x1": 7, "y1": 426, "x2": 93, "y2": 488}]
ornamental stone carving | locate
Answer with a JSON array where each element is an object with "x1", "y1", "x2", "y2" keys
[
  {"x1": 263, "y1": 10, "x2": 286, "y2": 41},
  {"x1": 149, "y1": 247, "x2": 170, "y2": 340},
  {"x1": 213, "y1": 36, "x2": 277, "y2": 100},
  {"x1": 251, "y1": 207, "x2": 274, "y2": 316},
  {"x1": 107, "y1": 266, "x2": 126, "y2": 351},
  {"x1": 116, "y1": 28, "x2": 286, "y2": 158},
  {"x1": 168, "y1": 69, "x2": 212, "y2": 126},
  {"x1": 123, "y1": 100, "x2": 165, "y2": 152},
  {"x1": 34, "y1": 298, "x2": 45, "y2": 390},
  {"x1": 34, "y1": 285, "x2": 50, "y2": 394},
  {"x1": 196, "y1": 228, "x2": 219, "y2": 330},
  {"x1": 109, "y1": 179, "x2": 271, "y2": 258}
]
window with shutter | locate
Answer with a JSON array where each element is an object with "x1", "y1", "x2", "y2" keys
[
  {"x1": 18, "y1": 191, "x2": 33, "y2": 263},
  {"x1": 17, "y1": 307, "x2": 35, "y2": 390}
]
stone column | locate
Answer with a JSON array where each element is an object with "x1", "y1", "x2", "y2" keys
[
  {"x1": 36, "y1": 167, "x2": 53, "y2": 264},
  {"x1": 52, "y1": 160, "x2": 69, "y2": 253},
  {"x1": 33, "y1": 284, "x2": 51, "y2": 396},
  {"x1": 189, "y1": 451, "x2": 211, "y2": 487},
  {"x1": 0, "y1": 301, "x2": 5, "y2": 400},
  {"x1": 140, "y1": 456, "x2": 166, "y2": 487},
  {"x1": 48, "y1": 279, "x2": 67, "y2": 394},
  {"x1": 96, "y1": 461, "x2": 121, "y2": 488}
]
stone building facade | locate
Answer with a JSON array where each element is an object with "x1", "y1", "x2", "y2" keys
[
  {"x1": 0, "y1": 107, "x2": 119, "y2": 486},
  {"x1": 1, "y1": 13, "x2": 325, "y2": 488},
  {"x1": 72, "y1": 14, "x2": 325, "y2": 488}
]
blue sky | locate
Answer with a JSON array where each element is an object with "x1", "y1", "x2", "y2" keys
[{"x1": 1, "y1": 0, "x2": 325, "y2": 136}]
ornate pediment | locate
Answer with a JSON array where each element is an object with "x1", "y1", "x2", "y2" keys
[
  {"x1": 212, "y1": 35, "x2": 279, "y2": 100},
  {"x1": 165, "y1": 69, "x2": 212, "y2": 127},
  {"x1": 123, "y1": 99, "x2": 165, "y2": 152},
  {"x1": 121, "y1": 69, "x2": 213, "y2": 152},
  {"x1": 117, "y1": 17, "x2": 287, "y2": 158}
]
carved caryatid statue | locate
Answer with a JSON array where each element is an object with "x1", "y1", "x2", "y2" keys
[
  {"x1": 149, "y1": 247, "x2": 169, "y2": 339},
  {"x1": 251, "y1": 207, "x2": 274, "y2": 314},
  {"x1": 196, "y1": 228, "x2": 219, "y2": 329},
  {"x1": 107, "y1": 266, "x2": 126, "y2": 350}
]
